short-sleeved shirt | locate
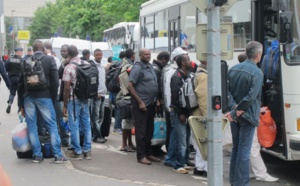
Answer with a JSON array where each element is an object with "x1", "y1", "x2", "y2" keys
[{"x1": 129, "y1": 61, "x2": 158, "y2": 106}]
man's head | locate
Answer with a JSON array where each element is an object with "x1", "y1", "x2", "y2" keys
[
  {"x1": 139, "y1": 48, "x2": 151, "y2": 63},
  {"x1": 27, "y1": 47, "x2": 33, "y2": 56},
  {"x1": 171, "y1": 47, "x2": 188, "y2": 61},
  {"x1": 82, "y1": 49, "x2": 90, "y2": 60},
  {"x1": 119, "y1": 51, "x2": 126, "y2": 59},
  {"x1": 67, "y1": 45, "x2": 78, "y2": 58},
  {"x1": 32, "y1": 40, "x2": 45, "y2": 53},
  {"x1": 60, "y1": 44, "x2": 69, "y2": 59},
  {"x1": 238, "y1": 52, "x2": 247, "y2": 63},
  {"x1": 157, "y1": 51, "x2": 170, "y2": 67},
  {"x1": 125, "y1": 49, "x2": 135, "y2": 61},
  {"x1": 44, "y1": 41, "x2": 52, "y2": 55},
  {"x1": 94, "y1": 49, "x2": 103, "y2": 62},
  {"x1": 245, "y1": 41, "x2": 263, "y2": 63},
  {"x1": 176, "y1": 54, "x2": 191, "y2": 70},
  {"x1": 14, "y1": 47, "x2": 23, "y2": 57},
  {"x1": 107, "y1": 56, "x2": 113, "y2": 63}
]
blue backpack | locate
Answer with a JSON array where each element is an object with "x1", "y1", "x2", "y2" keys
[{"x1": 261, "y1": 40, "x2": 280, "y2": 81}]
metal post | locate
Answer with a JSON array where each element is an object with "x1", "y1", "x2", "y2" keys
[
  {"x1": 207, "y1": 0, "x2": 223, "y2": 185},
  {"x1": 11, "y1": 10, "x2": 15, "y2": 54}
]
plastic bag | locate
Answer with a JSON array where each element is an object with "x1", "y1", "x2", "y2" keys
[
  {"x1": 12, "y1": 122, "x2": 31, "y2": 152},
  {"x1": 258, "y1": 107, "x2": 277, "y2": 148},
  {"x1": 151, "y1": 117, "x2": 167, "y2": 146}
]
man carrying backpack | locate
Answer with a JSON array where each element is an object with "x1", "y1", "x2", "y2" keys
[
  {"x1": 5, "y1": 47, "x2": 23, "y2": 114},
  {"x1": 18, "y1": 40, "x2": 67, "y2": 163},
  {"x1": 90, "y1": 49, "x2": 107, "y2": 143},
  {"x1": 62, "y1": 45, "x2": 94, "y2": 160},
  {"x1": 169, "y1": 54, "x2": 192, "y2": 174}
]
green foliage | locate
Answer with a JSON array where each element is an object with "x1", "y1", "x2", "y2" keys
[
  {"x1": 5, "y1": 17, "x2": 18, "y2": 54},
  {"x1": 28, "y1": 0, "x2": 148, "y2": 44}
]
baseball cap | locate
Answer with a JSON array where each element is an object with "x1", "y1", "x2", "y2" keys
[
  {"x1": 27, "y1": 47, "x2": 32, "y2": 51},
  {"x1": 171, "y1": 47, "x2": 188, "y2": 60},
  {"x1": 14, "y1": 47, "x2": 23, "y2": 52}
]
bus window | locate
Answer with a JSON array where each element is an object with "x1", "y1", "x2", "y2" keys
[
  {"x1": 144, "y1": 16, "x2": 154, "y2": 51},
  {"x1": 155, "y1": 11, "x2": 168, "y2": 52}
]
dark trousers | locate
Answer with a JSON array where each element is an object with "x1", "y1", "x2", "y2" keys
[
  {"x1": 132, "y1": 104, "x2": 156, "y2": 160},
  {"x1": 8, "y1": 76, "x2": 20, "y2": 108},
  {"x1": 165, "y1": 111, "x2": 171, "y2": 152}
]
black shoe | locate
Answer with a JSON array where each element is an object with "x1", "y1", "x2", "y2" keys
[
  {"x1": 186, "y1": 160, "x2": 195, "y2": 167},
  {"x1": 93, "y1": 138, "x2": 106, "y2": 143},
  {"x1": 6, "y1": 104, "x2": 11, "y2": 114},
  {"x1": 32, "y1": 156, "x2": 44, "y2": 163},
  {"x1": 67, "y1": 147, "x2": 74, "y2": 151},
  {"x1": 193, "y1": 169, "x2": 207, "y2": 178}
]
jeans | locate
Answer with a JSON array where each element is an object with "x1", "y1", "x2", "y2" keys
[
  {"x1": 164, "y1": 112, "x2": 176, "y2": 166},
  {"x1": 172, "y1": 110, "x2": 190, "y2": 169},
  {"x1": 110, "y1": 93, "x2": 121, "y2": 130},
  {"x1": 54, "y1": 95, "x2": 69, "y2": 145},
  {"x1": 68, "y1": 99, "x2": 91, "y2": 154},
  {"x1": 24, "y1": 96, "x2": 62, "y2": 158},
  {"x1": 230, "y1": 120, "x2": 255, "y2": 186},
  {"x1": 90, "y1": 97, "x2": 105, "y2": 139}
]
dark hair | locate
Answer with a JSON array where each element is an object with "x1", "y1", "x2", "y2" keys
[
  {"x1": 82, "y1": 49, "x2": 90, "y2": 56},
  {"x1": 67, "y1": 45, "x2": 78, "y2": 58},
  {"x1": 238, "y1": 53, "x2": 247, "y2": 63},
  {"x1": 61, "y1": 44, "x2": 69, "y2": 49},
  {"x1": 107, "y1": 56, "x2": 113, "y2": 63},
  {"x1": 157, "y1": 51, "x2": 170, "y2": 61},
  {"x1": 33, "y1": 40, "x2": 44, "y2": 52},
  {"x1": 119, "y1": 51, "x2": 126, "y2": 59},
  {"x1": 94, "y1": 49, "x2": 102, "y2": 54},
  {"x1": 44, "y1": 41, "x2": 52, "y2": 50},
  {"x1": 175, "y1": 54, "x2": 186, "y2": 68},
  {"x1": 125, "y1": 49, "x2": 135, "y2": 59}
]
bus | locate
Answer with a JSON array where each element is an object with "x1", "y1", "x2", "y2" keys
[
  {"x1": 103, "y1": 22, "x2": 140, "y2": 57},
  {"x1": 140, "y1": 0, "x2": 300, "y2": 161}
]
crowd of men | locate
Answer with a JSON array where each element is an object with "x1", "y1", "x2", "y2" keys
[{"x1": 0, "y1": 40, "x2": 279, "y2": 184}]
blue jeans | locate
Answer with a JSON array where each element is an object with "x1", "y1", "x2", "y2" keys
[
  {"x1": 171, "y1": 110, "x2": 190, "y2": 169},
  {"x1": 110, "y1": 93, "x2": 121, "y2": 130},
  {"x1": 54, "y1": 95, "x2": 69, "y2": 145},
  {"x1": 164, "y1": 113, "x2": 176, "y2": 166},
  {"x1": 24, "y1": 96, "x2": 62, "y2": 158},
  {"x1": 230, "y1": 120, "x2": 255, "y2": 186},
  {"x1": 90, "y1": 97, "x2": 105, "y2": 139},
  {"x1": 68, "y1": 99, "x2": 91, "y2": 154}
]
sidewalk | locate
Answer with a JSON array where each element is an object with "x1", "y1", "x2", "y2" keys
[{"x1": 64, "y1": 127, "x2": 231, "y2": 186}]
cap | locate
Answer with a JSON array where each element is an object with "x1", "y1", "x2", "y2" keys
[
  {"x1": 171, "y1": 47, "x2": 188, "y2": 60},
  {"x1": 27, "y1": 47, "x2": 32, "y2": 51},
  {"x1": 14, "y1": 47, "x2": 23, "y2": 52}
]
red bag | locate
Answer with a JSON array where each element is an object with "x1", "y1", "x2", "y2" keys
[{"x1": 258, "y1": 107, "x2": 277, "y2": 148}]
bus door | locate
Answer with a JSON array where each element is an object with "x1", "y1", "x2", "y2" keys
[{"x1": 168, "y1": 6, "x2": 181, "y2": 54}]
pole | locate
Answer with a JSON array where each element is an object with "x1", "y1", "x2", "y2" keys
[
  {"x1": 11, "y1": 10, "x2": 15, "y2": 55},
  {"x1": 207, "y1": 0, "x2": 223, "y2": 186}
]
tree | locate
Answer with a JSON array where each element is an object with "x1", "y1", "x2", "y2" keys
[{"x1": 5, "y1": 18, "x2": 18, "y2": 55}]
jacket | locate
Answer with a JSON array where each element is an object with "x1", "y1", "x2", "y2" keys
[
  {"x1": 191, "y1": 67, "x2": 208, "y2": 117},
  {"x1": 152, "y1": 60, "x2": 164, "y2": 101},
  {"x1": 227, "y1": 59, "x2": 263, "y2": 126},
  {"x1": 18, "y1": 51, "x2": 59, "y2": 107},
  {"x1": 0, "y1": 60, "x2": 11, "y2": 89},
  {"x1": 170, "y1": 68, "x2": 190, "y2": 116}
]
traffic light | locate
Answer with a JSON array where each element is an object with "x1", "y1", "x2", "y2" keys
[{"x1": 214, "y1": 0, "x2": 228, "y2": 6}]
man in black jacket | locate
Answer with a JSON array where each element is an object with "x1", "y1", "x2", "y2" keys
[
  {"x1": 0, "y1": 59, "x2": 10, "y2": 90},
  {"x1": 18, "y1": 40, "x2": 67, "y2": 164}
]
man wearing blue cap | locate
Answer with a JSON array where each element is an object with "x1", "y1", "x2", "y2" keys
[
  {"x1": 5, "y1": 47, "x2": 23, "y2": 114},
  {"x1": 23, "y1": 47, "x2": 33, "y2": 61}
]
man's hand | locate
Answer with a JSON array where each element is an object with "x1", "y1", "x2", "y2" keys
[
  {"x1": 63, "y1": 106, "x2": 68, "y2": 117},
  {"x1": 236, "y1": 110, "x2": 244, "y2": 117},
  {"x1": 97, "y1": 95, "x2": 102, "y2": 99},
  {"x1": 224, "y1": 112, "x2": 233, "y2": 122},
  {"x1": 20, "y1": 108, "x2": 25, "y2": 117},
  {"x1": 179, "y1": 114, "x2": 186, "y2": 124},
  {"x1": 139, "y1": 101, "x2": 147, "y2": 112}
]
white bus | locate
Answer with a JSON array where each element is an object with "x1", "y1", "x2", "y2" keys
[
  {"x1": 140, "y1": 0, "x2": 251, "y2": 68},
  {"x1": 140, "y1": 0, "x2": 300, "y2": 161},
  {"x1": 103, "y1": 22, "x2": 140, "y2": 58}
]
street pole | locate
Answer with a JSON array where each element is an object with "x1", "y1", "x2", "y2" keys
[
  {"x1": 207, "y1": 0, "x2": 223, "y2": 185},
  {"x1": 11, "y1": 10, "x2": 15, "y2": 55}
]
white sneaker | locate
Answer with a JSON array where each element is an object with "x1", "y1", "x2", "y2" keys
[{"x1": 256, "y1": 174, "x2": 279, "y2": 182}]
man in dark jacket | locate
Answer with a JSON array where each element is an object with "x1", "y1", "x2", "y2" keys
[
  {"x1": 225, "y1": 41, "x2": 264, "y2": 185},
  {"x1": 5, "y1": 47, "x2": 23, "y2": 113},
  {"x1": 18, "y1": 40, "x2": 67, "y2": 164},
  {"x1": 0, "y1": 59, "x2": 10, "y2": 89}
]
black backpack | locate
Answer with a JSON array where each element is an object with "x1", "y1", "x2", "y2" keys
[
  {"x1": 72, "y1": 60, "x2": 99, "y2": 99},
  {"x1": 106, "y1": 62, "x2": 122, "y2": 93},
  {"x1": 23, "y1": 55, "x2": 48, "y2": 90}
]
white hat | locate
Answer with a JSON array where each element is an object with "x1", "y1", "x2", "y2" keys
[{"x1": 171, "y1": 47, "x2": 188, "y2": 60}]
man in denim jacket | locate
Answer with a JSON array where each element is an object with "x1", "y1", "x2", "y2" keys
[{"x1": 225, "y1": 41, "x2": 264, "y2": 186}]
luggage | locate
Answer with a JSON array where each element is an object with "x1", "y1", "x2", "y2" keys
[
  {"x1": 101, "y1": 98, "x2": 112, "y2": 137},
  {"x1": 151, "y1": 117, "x2": 167, "y2": 146},
  {"x1": 116, "y1": 97, "x2": 132, "y2": 119}
]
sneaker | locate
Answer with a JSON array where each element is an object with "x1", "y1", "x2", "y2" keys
[
  {"x1": 32, "y1": 156, "x2": 44, "y2": 163},
  {"x1": 193, "y1": 169, "x2": 207, "y2": 180},
  {"x1": 93, "y1": 137, "x2": 106, "y2": 143},
  {"x1": 173, "y1": 167, "x2": 189, "y2": 174},
  {"x1": 6, "y1": 104, "x2": 11, "y2": 114},
  {"x1": 67, "y1": 151, "x2": 82, "y2": 160},
  {"x1": 186, "y1": 160, "x2": 195, "y2": 167},
  {"x1": 54, "y1": 156, "x2": 68, "y2": 164},
  {"x1": 184, "y1": 164, "x2": 193, "y2": 170},
  {"x1": 83, "y1": 151, "x2": 91, "y2": 160},
  {"x1": 256, "y1": 174, "x2": 279, "y2": 182}
]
